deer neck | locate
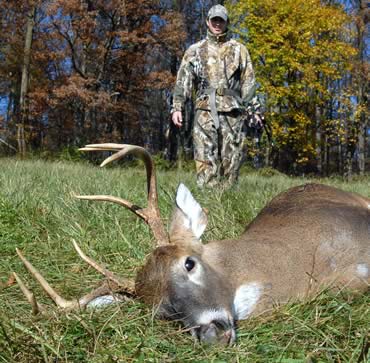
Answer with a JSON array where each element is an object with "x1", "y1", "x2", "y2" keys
[{"x1": 202, "y1": 239, "x2": 271, "y2": 319}]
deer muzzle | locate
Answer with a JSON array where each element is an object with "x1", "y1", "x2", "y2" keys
[{"x1": 192, "y1": 320, "x2": 236, "y2": 345}]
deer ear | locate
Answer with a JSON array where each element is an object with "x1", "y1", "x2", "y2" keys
[{"x1": 169, "y1": 183, "x2": 208, "y2": 244}]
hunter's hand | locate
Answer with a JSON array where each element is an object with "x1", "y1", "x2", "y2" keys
[
  {"x1": 172, "y1": 111, "x2": 183, "y2": 128},
  {"x1": 254, "y1": 114, "x2": 264, "y2": 128}
]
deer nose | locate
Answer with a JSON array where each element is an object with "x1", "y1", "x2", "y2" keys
[
  {"x1": 223, "y1": 328, "x2": 236, "y2": 345},
  {"x1": 197, "y1": 320, "x2": 236, "y2": 345}
]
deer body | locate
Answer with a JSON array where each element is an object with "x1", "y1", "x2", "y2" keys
[
  {"x1": 14, "y1": 145, "x2": 370, "y2": 345},
  {"x1": 135, "y1": 183, "x2": 370, "y2": 344},
  {"x1": 205, "y1": 183, "x2": 370, "y2": 305}
]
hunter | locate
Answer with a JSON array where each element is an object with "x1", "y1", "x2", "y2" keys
[{"x1": 171, "y1": 4, "x2": 260, "y2": 187}]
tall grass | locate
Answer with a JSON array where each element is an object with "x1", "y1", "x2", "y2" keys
[{"x1": 0, "y1": 157, "x2": 369, "y2": 362}]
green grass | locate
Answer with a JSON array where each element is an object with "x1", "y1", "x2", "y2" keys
[{"x1": 0, "y1": 157, "x2": 369, "y2": 362}]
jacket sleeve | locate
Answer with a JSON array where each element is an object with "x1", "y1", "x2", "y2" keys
[
  {"x1": 171, "y1": 47, "x2": 196, "y2": 113},
  {"x1": 240, "y1": 44, "x2": 256, "y2": 107}
]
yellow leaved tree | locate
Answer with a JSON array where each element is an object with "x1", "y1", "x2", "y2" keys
[{"x1": 228, "y1": 0, "x2": 357, "y2": 174}]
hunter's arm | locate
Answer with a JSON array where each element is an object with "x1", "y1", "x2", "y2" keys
[
  {"x1": 171, "y1": 47, "x2": 196, "y2": 113},
  {"x1": 239, "y1": 44, "x2": 256, "y2": 107}
]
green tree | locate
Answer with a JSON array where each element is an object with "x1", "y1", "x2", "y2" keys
[{"x1": 228, "y1": 0, "x2": 356, "y2": 173}]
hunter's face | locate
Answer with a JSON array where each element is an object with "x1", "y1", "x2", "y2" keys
[{"x1": 207, "y1": 17, "x2": 227, "y2": 35}]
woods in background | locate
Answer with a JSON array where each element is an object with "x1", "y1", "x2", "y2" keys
[{"x1": 0, "y1": 0, "x2": 368, "y2": 176}]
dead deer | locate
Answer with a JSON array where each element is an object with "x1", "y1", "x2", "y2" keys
[{"x1": 14, "y1": 144, "x2": 370, "y2": 345}]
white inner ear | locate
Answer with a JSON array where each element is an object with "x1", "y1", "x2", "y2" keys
[{"x1": 175, "y1": 183, "x2": 207, "y2": 239}]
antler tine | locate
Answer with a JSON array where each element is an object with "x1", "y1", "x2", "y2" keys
[
  {"x1": 72, "y1": 240, "x2": 135, "y2": 295},
  {"x1": 15, "y1": 248, "x2": 133, "y2": 311},
  {"x1": 78, "y1": 143, "x2": 169, "y2": 246},
  {"x1": 79, "y1": 144, "x2": 153, "y2": 194},
  {"x1": 16, "y1": 248, "x2": 80, "y2": 310},
  {"x1": 74, "y1": 194, "x2": 149, "y2": 222},
  {"x1": 12, "y1": 272, "x2": 44, "y2": 315}
]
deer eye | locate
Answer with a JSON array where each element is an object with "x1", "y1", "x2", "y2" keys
[{"x1": 184, "y1": 257, "x2": 195, "y2": 272}]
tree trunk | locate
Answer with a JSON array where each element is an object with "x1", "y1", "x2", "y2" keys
[
  {"x1": 355, "y1": 0, "x2": 368, "y2": 175},
  {"x1": 315, "y1": 104, "x2": 322, "y2": 175},
  {"x1": 324, "y1": 136, "x2": 329, "y2": 176},
  {"x1": 18, "y1": 5, "x2": 36, "y2": 157},
  {"x1": 357, "y1": 117, "x2": 366, "y2": 175},
  {"x1": 344, "y1": 150, "x2": 353, "y2": 180}
]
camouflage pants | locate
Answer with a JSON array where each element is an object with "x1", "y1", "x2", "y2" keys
[{"x1": 193, "y1": 109, "x2": 244, "y2": 187}]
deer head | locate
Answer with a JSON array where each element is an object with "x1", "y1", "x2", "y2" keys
[{"x1": 14, "y1": 144, "x2": 237, "y2": 345}]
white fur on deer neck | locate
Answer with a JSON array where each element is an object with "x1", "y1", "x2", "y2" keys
[
  {"x1": 356, "y1": 263, "x2": 369, "y2": 278},
  {"x1": 233, "y1": 282, "x2": 262, "y2": 320}
]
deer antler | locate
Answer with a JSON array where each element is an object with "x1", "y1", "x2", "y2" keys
[
  {"x1": 77, "y1": 143, "x2": 169, "y2": 246},
  {"x1": 15, "y1": 241, "x2": 135, "y2": 313}
]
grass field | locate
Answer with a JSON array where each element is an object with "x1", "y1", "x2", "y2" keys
[{"x1": 0, "y1": 156, "x2": 369, "y2": 362}]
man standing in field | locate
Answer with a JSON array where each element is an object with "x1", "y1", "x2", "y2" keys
[{"x1": 171, "y1": 4, "x2": 259, "y2": 187}]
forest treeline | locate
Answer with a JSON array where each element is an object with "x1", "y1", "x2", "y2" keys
[{"x1": 0, "y1": 0, "x2": 368, "y2": 175}]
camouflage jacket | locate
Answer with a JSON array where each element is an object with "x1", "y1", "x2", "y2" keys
[{"x1": 171, "y1": 30, "x2": 256, "y2": 114}]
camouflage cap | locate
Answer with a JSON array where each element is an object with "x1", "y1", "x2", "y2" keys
[{"x1": 207, "y1": 5, "x2": 228, "y2": 22}]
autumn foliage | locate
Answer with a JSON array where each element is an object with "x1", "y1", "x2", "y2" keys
[
  {"x1": 0, "y1": 0, "x2": 368, "y2": 175},
  {"x1": 229, "y1": 0, "x2": 367, "y2": 174},
  {"x1": 0, "y1": 0, "x2": 185, "y2": 152}
]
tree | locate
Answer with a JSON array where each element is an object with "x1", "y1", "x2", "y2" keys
[
  {"x1": 18, "y1": 2, "x2": 37, "y2": 156},
  {"x1": 0, "y1": 1, "x2": 39, "y2": 154},
  {"x1": 229, "y1": 0, "x2": 357, "y2": 173},
  {"x1": 351, "y1": 0, "x2": 369, "y2": 175},
  {"x1": 1, "y1": 0, "x2": 187, "y2": 153}
]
